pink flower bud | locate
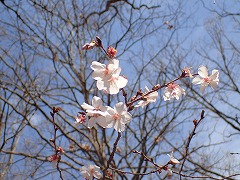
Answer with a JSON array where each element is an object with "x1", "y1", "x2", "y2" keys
[
  {"x1": 75, "y1": 112, "x2": 86, "y2": 124},
  {"x1": 107, "y1": 46, "x2": 117, "y2": 58}
]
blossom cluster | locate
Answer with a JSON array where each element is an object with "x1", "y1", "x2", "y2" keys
[
  {"x1": 77, "y1": 96, "x2": 132, "y2": 132},
  {"x1": 77, "y1": 65, "x2": 219, "y2": 133},
  {"x1": 91, "y1": 59, "x2": 128, "y2": 94},
  {"x1": 79, "y1": 152, "x2": 180, "y2": 180},
  {"x1": 75, "y1": 38, "x2": 220, "y2": 179},
  {"x1": 80, "y1": 164, "x2": 102, "y2": 180}
]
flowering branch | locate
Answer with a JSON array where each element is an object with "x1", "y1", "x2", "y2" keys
[
  {"x1": 49, "y1": 107, "x2": 64, "y2": 180},
  {"x1": 179, "y1": 110, "x2": 205, "y2": 180},
  {"x1": 126, "y1": 71, "x2": 198, "y2": 108},
  {"x1": 78, "y1": 36, "x2": 220, "y2": 179}
]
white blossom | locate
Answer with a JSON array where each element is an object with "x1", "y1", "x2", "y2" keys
[
  {"x1": 81, "y1": 96, "x2": 108, "y2": 128},
  {"x1": 91, "y1": 59, "x2": 128, "y2": 94},
  {"x1": 80, "y1": 164, "x2": 102, "y2": 180},
  {"x1": 167, "y1": 151, "x2": 180, "y2": 165},
  {"x1": 106, "y1": 102, "x2": 132, "y2": 132},
  {"x1": 192, "y1": 65, "x2": 219, "y2": 94},
  {"x1": 135, "y1": 86, "x2": 158, "y2": 108},
  {"x1": 163, "y1": 83, "x2": 186, "y2": 101}
]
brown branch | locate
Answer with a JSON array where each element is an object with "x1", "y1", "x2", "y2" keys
[
  {"x1": 50, "y1": 107, "x2": 64, "y2": 180},
  {"x1": 179, "y1": 110, "x2": 205, "y2": 180},
  {"x1": 103, "y1": 132, "x2": 122, "y2": 179},
  {"x1": 126, "y1": 73, "x2": 199, "y2": 107}
]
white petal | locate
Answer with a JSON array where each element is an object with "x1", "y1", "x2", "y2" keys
[
  {"x1": 135, "y1": 101, "x2": 145, "y2": 108},
  {"x1": 121, "y1": 112, "x2": 132, "y2": 123},
  {"x1": 88, "y1": 117, "x2": 97, "y2": 128},
  {"x1": 92, "y1": 70, "x2": 105, "y2": 80},
  {"x1": 91, "y1": 61, "x2": 107, "y2": 80},
  {"x1": 96, "y1": 80, "x2": 105, "y2": 91},
  {"x1": 86, "y1": 110, "x2": 106, "y2": 116},
  {"x1": 192, "y1": 77, "x2": 203, "y2": 85},
  {"x1": 210, "y1": 70, "x2": 219, "y2": 81},
  {"x1": 114, "y1": 120, "x2": 125, "y2": 132},
  {"x1": 106, "y1": 119, "x2": 114, "y2": 128},
  {"x1": 93, "y1": 171, "x2": 102, "y2": 179},
  {"x1": 100, "y1": 106, "x2": 108, "y2": 113},
  {"x1": 144, "y1": 86, "x2": 150, "y2": 93},
  {"x1": 163, "y1": 96, "x2": 169, "y2": 101},
  {"x1": 107, "y1": 59, "x2": 119, "y2": 71},
  {"x1": 91, "y1": 61, "x2": 106, "y2": 70},
  {"x1": 108, "y1": 81, "x2": 119, "y2": 94},
  {"x1": 163, "y1": 88, "x2": 171, "y2": 101},
  {"x1": 198, "y1": 66, "x2": 209, "y2": 78},
  {"x1": 81, "y1": 103, "x2": 94, "y2": 110},
  {"x1": 97, "y1": 116, "x2": 108, "y2": 128},
  {"x1": 175, "y1": 94, "x2": 180, "y2": 100},
  {"x1": 93, "y1": 165, "x2": 100, "y2": 171},
  {"x1": 116, "y1": 76, "x2": 128, "y2": 89},
  {"x1": 200, "y1": 84, "x2": 207, "y2": 94},
  {"x1": 112, "y1": 67, "x2": 121, "y2": 77},
  {"x1": 210, "y1": 81, "x2": 218, "y2": 90},
  {"x1": 106, "y1": 107, "x2": 115, "y2": 116},
  {"x1": 147, "y1": 91, "x2": 158, "y2": 100},
  {"x1": 106, "y1": 115, "x2": 114, "y2": 128},
  {"x1": 92, "y1": 96, "x2": 103, "y2": 108},
  {"x1": 114, "y1": 102, "x2": 125, "y2": 114}
]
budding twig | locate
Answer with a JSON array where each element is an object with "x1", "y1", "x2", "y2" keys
[
  {"x1": 179, "y1": 110, "x2": 205, "y2": 180},
  {"x1": 50, "y1": 107, "x2": 64, "y2": 180}
]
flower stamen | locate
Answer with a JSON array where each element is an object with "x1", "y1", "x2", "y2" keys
[{"x1": 113, "y1": 113, "x2": 120, "y2": 120}]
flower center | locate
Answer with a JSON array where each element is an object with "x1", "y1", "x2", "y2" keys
[
  {"x1": 203, "y1": 77, "x2": 211, "y2": 83},
  {"x1": 90, "y1": 167, "x2": 95, "y2": 174},
  {"x1": 168, "y1": 83, "x2": 177, "y2": 90},
  {"x1": 93, "y1": 114, "x2": 100, "y2": 118},
  {"x1": 113, "y1": 113, "x2": 120, "y2": 120},
  {"x1": 108, "y1": 76, "x2": 115, "y2": 82},
  {"x1": 94, "y1": 107, "x2": 100, "y2": 111},
  {"x1": 104, "y1": 67, "x2": 110, "y2": 76}
]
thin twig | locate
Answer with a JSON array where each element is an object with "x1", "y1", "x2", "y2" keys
[
  {"x1": 50, "y1": 107, "x2": 64, "y2": 180},
  {"x1": 103, "y1": 132, "x2": 122, "y2": 179},
  {"x1": 179, "y1": 110, "x2": 205, "y2": 180}
]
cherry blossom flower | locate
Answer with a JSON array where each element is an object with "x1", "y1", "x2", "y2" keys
[
  {"x1": 167, "y1": 151, "x2": 180, "y2": 165},
  {"x1": 106, "y1": 102, "x2": 132, "y2": 132},
  {"x1": 80, "y1": 164, "x2": 102, "y2": 180},
  {"x1": 135, "y1": 86, "x2": 158, "y2": 108},
  {"x1": 192, "y1": 65, "x2": 219, "y2": 94},
  {"x1": 81, "y1": 96, "x2": 108, "y2": 128},
  {"x1": 48, "y1": 154, "x2": 60, "y2": 167},
  {"x1": 96, "y1": 68, "x2": 128, "y2": 94},
  {"x1": 91, "y1": 59, "x2": 119, "y2": 81},
  {"x1": 91, "y1": 59, "x2": 128, "y2": 94},
  {"x1": 163, "y1": 83, "x2": 186, "y2": 101}
]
